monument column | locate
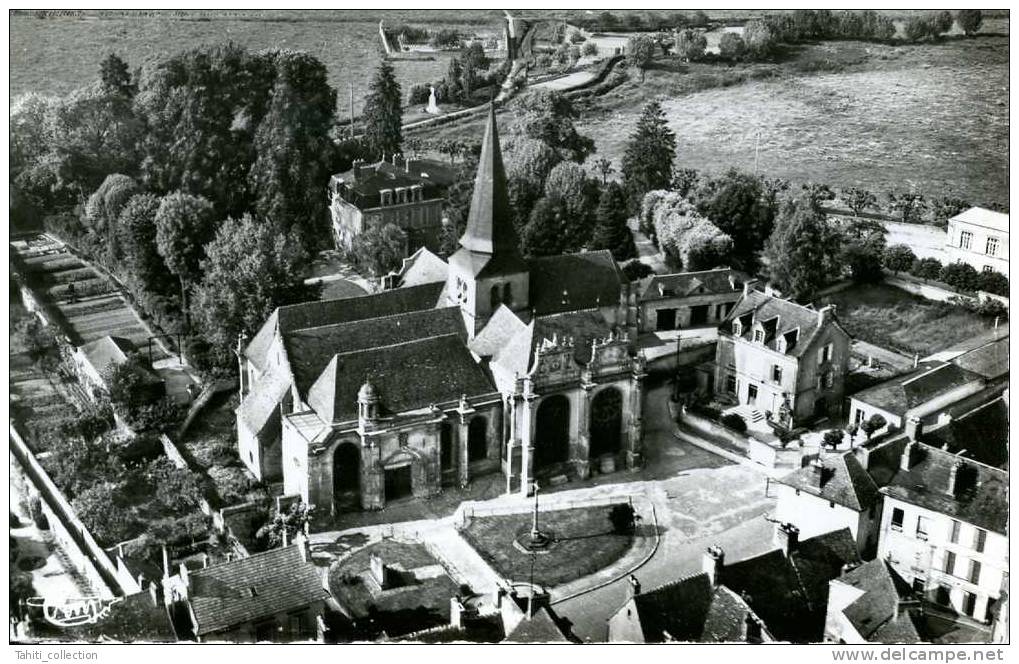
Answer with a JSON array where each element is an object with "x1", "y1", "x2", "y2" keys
[
  {"x1": 455, "y1": 395, "x2": 476, "y2": 487},
  {"x1": 575, "y1": 374, "x2": 594, "y2": 479},
  {"x1": 519, "y1": 386, "x2": 536, "y2": 498},
  {"x1": 627, "y1": 357, "x2": 648, "y2": 470}
]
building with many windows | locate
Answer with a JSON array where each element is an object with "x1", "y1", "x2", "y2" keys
[
  {"x1": 944, "y1": 207, "x2": 1009, "y2": 278},
  {"x1": 634, "y1": 268, "x2": 746, "y2": 333}
]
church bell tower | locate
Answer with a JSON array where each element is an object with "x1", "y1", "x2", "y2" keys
[{"x1": 446, "y1": 104, "x2": 530, "y2": 337}]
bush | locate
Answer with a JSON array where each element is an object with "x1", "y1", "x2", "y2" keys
[
  {"x1": 910, "y1": 257, "x2": 943, "y2": 281},
  {"x1": 883, "y1": 244, "x2": 916, "y2": 273},
  {"x1": 939, "y1": 262, "x2": 980, "y2": 293},
  {"x1": 977, "y1": 270, "x2": 1009, "y2": 296},
  {"x1": 125, "y1": 398, "x2": 187, "y2": 434},
  {"x1": 720, "y1": 413, "x2": 748, "y2": 434},
  {"x1": 608, "y1": 503, "x2": 637, "y2": 534},
  {"x1": 582, "y1": 41, "x2": 598, "y2": 57},
  {"x1": 622, "y1": 260, "x2": 655, "y2": 282},
  {"x1": 569, "y1": 31, "x2": 587, "y2": 44},
  {"x1": 408, "y1": 83, "x2": 431, "y2": 105}
]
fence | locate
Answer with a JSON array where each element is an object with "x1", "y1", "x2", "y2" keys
[{"x1": 10, "y1": 423, "x2": 130, "y2": 598}]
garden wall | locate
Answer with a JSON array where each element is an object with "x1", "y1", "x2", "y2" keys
[
  {"x1": 885, "y1": 273, "x2": 1008, "y2": 310},
  {"x1": 680, "y1": 410, "x2": 750, "y2": 453}
]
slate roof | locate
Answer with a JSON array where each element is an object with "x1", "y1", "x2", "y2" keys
[
  {"x1": 528, "y1": 250, "x2": 625, "y2": 316},
  {"x1": 503, "y1": 606, "x2": 574, "y2": 643},
  {"x1": 951, "y1": 336, "x2": 1008, "y2": 381},
  {"x1": 236, "y1": 371, "x2": 291, "y2": 435},
  {"x1": 836, "y1": 560, "x2": 922, "y2": 643},
  {"x1": 79, "y1": 336, "x2": 162, "y2": 386},
  {"x1": 470, "y1": 304, "x2": 528, "y2": 359},
  {"x1": 722, "y1": 290, "x2": 842, "y2": 358},
  {"x1": 306, "y1": 334, "x2": 496, "y2": 424},
  {"x1": 283, "y1": 307, "x2": 465, "y2": 395},
  {"x1": 950, "y1": 207, "x2": 1010, "y2": 234},
  {"x1": 639, "y1": 268, "x2": 745, "y2": 301},
  {"x1": 881, "y1": 443, "x2": 1008, "y2": 535},
  {"x1": 245, "y1": 282, "x2": 445, "y2": 370},
  {"x1": 851, "y1": 362, "x2": 983, "y2": 417},
  {"x1": 720, "y1": 528, "x2": 861, "y2": 643},
  {"x1": 188, "y1": 544, "x2": 327, "y2": 637},
  {"x1": 777, "y1": 451, "x2": 881, "y2": 511},
  {"x1": 487, "y1": 308, "x2": 617, "y2": 378},
  {"x1": 396, "y1": 246, "x2": 449, "y2": 287},
  {"x1": 66, "y1": 591, "x2": 177, "y2": 643},
  {"x1": 331, "y1": 158, "x2": 451, "y2": 208},
  {"x1": 629, "y1": 572, "x2": 763, "y2": 642},
  {"x1": 921, "y1": 396, "x2": 1009, "y2": 469}
]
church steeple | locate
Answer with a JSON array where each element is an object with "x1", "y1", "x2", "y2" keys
[{"x1": 447, "y1": 104, "x2": 530, "y2": 337}]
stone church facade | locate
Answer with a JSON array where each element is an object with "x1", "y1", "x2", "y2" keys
[{"x1": 235, "y1": 106, "x2": 645, "y2": 516}]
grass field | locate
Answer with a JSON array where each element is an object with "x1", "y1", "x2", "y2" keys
[
  {"x1": 461, "y1": 504, "x2": 634, "y2": 588},
  {"x1": 816, "y1": 283, "x2": 994, "y2": 357}
]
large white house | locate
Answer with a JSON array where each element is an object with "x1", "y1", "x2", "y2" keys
[{"x1": 944, "y1": 207, "x2": 1009, "y2": 278}]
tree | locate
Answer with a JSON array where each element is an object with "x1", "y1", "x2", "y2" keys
[
  {"x1": 505, "y1": 137, "x2": 562, "y2": 231},
  {"x1": 929, "y1": 196, "x2": 970, "y2": 228},
  {"x1": 103, "y1": 354, "x2": 159, "y2": 413},
  {"x1": 582, "y1": 41, "x2": 598, "y2": 57},
  {"x1": 675, "y1": 29, "x2": 707, "y2": 62},
  {"x1": 886, "y1": 190, "x2": 927, "y2": 224},
  {"x1": 651, "y1": 194, "x2": 732, "y2": 271},
  {"x1": 763, "y1": 196, "x2": 832, "y2": 300},
  {"x1": 257, "y1": 502, "x2": 309, "y2": 549},
  {"x1": 608, "y1": 503, "x2": 637, "y2": 534},
  {"x1": 362, "y1": 58, "x2": 403, "y2": 160},
  {"x1": 438, "y1": 160, "x2": 478, "y2": 257},
  {"x1": 544, "y1": 161, "x2": 598, "y2": 249},
  {"x1": 693, "y1": 169, "x2": 779, "y2": 271},
  {"x1": 622, "y1": 260, "x2": 655, "y2": 282},
  {"x1": 346, "y1": 223, "x2": 408, "y2": 279},
  {"x1": 155, "y1": 191, "x2": 217, "y2": 326},
  {"x1": 621, "y1": 101, "x2": 676, "y2": 212},
  {"x1": 903, "y1": 15, "x2": 934, "y2": 42},
  {"x1": 10, "y1": 93, "x2": 56, "y2": 180},
  {"x1": 118, "y1": 193, "x2": 167, "y2": 292},
  {"x1": 883, "y1": 244, "x2": 916, "y2": 273},
  {"x1": 956, "y1": 10, "x2": 982, "y2": 36},
  {"x1": 626, "y1": 34, "x2": 656, "y2": 82},
  {"x1": 521, "y1": 197, "x2": 568, "y2": 257},
  {"x1": 192, "y1": 214, "x2": 318, "y2": 367},
  {"x1": 860, "y1": 414, "x2": 887, "y2": 440},
  {"x1": 840, "y1": 187, "x2": 877, "y2": 217},
  {"x1": 840, "y1": 218, "x2": 887, "y2": 284},
  {"x1": 249, "y1": 50, "x2": 338, "y2": 247},
  {"x1": 743, "y1": 21, "x2": 778, "y2": 59},
  {"x1": 591, "y1": 182, "x2": 636, "y2": 260},
  {"x1": 911, "y1": 256, "x2": 944, "y2": 280},
  {"x1": 822, "y1": 429, "x2": 844, "y2": 451},
  {"x1": 718, "y1": 33, "x2": 747, "y2": 61},
  {"x1": 84, "y1": 174, "x2": 140, "y2": 234},
  {"x1": 148, "y1": 457, "x2": 206, "y2": 515},
  {"x1": 940, "y1": 262, "x2": 980, "y2": 292},
  {"x1": 100, "y1": 53, "x2": 134, "y2": 97},
  {"x1": 73, "y1": 482, "x2": 140, "y2": 546},
  {"x1": 933, "y1": 10, "x2": 954, "y2": 37},
  {"x1": 593, "y1": 157, "x2": 615, "y2": 184},
  {"x1": 508, "y1": 90, "x2": 594, "y2": 162},
  {"x1": 977, "y1": 270, "x2": 1008, "y2": 296}
]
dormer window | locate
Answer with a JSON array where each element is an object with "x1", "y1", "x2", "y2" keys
[
  {"x1": 380, "y1": 189, "x2": 393, "y2": 206},
  {"x1": 753, "y1": 329, "x2": 764, "y2": 343},
  {"x1": 732, "y1": 321, "x2": 742, "y2": 336}
]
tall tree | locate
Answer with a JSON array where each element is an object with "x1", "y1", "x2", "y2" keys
[
  {"x1": 591, "y1": 182, "x2": 636, "y2": 260},
  {"x1": 249, "y1": 51, "x2": 337, "y2": 247},
  {"x1": 763, "y1": 196, "x2": 832, "y2": 301},
  {"x1": 626, "y1": 34, "x2": 656, "y2": 82},
  {"x1": 675, "y1": 29, "x2": 707, "y2": 62},
  {"x1": 840, "y1": 217, "x2": 887, "y2": 284},
  {"x1": 117, "y1": 193, "x2": 167, "y2": 292},
  {"x1": 544, "y1": 161, "x2": 599, "y2": 249},
  {"x1": 693, "y1": 169, "x2": 778, "y2": 271},
  {"x1": 508, "y1": 90, "x2": 594, "y2": 162},
  {"x1": 346, "y1": 223, "x2": 408, "y2": 279},
  {"x1": 154, "y1": 191, "x2": 217, "y2": 326},
  {"x1": 100, "y1": 53, "x2": 135, "y2": 98},
  {"x1": 520, "y1": 197, "x2": 568, "y2": 257},
  {"x1": 505, "y1": 137, "x2": 563, "y2": 232},
  {"x1": 956, "y1": 10, "x2": 982, "y2": 36},
  {"x1": 621, "y1": 101, "x2": 676, "y2": 213},
  {"x1": 362, "y1": 58, "x2": 403, "y2": 160},
  {"x1": 192, "y1": 214, "x2": 317, "y2": 367}
]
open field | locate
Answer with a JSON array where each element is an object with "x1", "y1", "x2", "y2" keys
[
  {"x1": 461, "y1": 504, "x2": 634, "y2": 588},
  {"x1": 815, "y1": 283, "x2": 995, "y2": 357}
]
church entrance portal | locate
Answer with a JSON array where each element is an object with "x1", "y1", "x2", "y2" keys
[
  {"x1": 384, "y1": 464, "x2": 413, "y2": 502},
  {"x1": 333, "y1": 442, "x2": 361, "y2": 509},
  {"x1": 590, "y1": 387, "x2": 623, "y2": 458},
  {"x1": 535, "y1": 395, "x2": 570, "y2": 469}
]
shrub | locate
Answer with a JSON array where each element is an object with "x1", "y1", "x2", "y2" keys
[
  {"x1": 608, "y1": 503, "x2": 637, "y2": 534},
  {"x1": 939, "y1": 262, "x2": 979, "y2": 292},
  {"x1": 408, "y1": 83, "x2": 431, "y2": 105},
  {"x1": 582, "y1": 41, "x2": 598, "y2": 57},
  {"x1": 125, "y1": 398, "x2": 187, "y2": 434},
  {"x1": 822, "y1": 428, "x2": 844, "y2": 450},
  {"x1": 622, "y1": 260, "x2": 655, "y2": 282},
  {"x1": 883, "y1": 244, "x2": 916, "y2": 273},
  {"x1": 910, "y1": 257, "x2": 943, "y2": 280},
  {"x1": 570, "y1": 31, "x2": 587, "y2": 44},
  {"x1": 860, "y1": 413, "x2": 887, "y2": 439},
  {"x1": 977, "y1": 298, "x2": 1008, "y2": 319},
  {"x1": 720, "y1": 413, "x2": 748, "y2": 434},
  {"x1": 976, "y1": 270, "x2": 1009, "y2": 296}
]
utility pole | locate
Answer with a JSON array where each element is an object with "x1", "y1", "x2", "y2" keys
[
  {"x1": 349, "y1": 82, "x2": 355, "y2": 139},
  {"x1": 753, "y1": 129, "x2": 761, "y2": 176}
]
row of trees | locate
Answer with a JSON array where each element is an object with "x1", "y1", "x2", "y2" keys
[{"x1": 884, "y1": 245, "x2": 1009, "y2": 296}]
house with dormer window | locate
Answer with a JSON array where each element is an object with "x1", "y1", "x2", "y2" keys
[
  {"x1": 635, "y1": 268, "x2": 746, "y2": 332},
  {"x1": 714, "y1": 282, "x2": 851, "y2": 426}
]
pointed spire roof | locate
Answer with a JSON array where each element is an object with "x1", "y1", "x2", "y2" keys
[{"x1": 452, "y1": 104, "x2": 527, "y2": 277}]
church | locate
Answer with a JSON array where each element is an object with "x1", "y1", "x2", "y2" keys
[{"x1": 235, "y1": 106, "x2": 647, "y2": 516}]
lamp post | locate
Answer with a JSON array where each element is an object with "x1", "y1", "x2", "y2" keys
[{"x1": 530, "y1": 480, "x2": 541, "y2": 539}]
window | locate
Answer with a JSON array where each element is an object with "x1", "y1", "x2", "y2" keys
[
  {"x1": 968, "y1": 560, "x2": 982, "y2": 585},
  {"x1": 916, "y1": 516, "x2": 929, "y2": 540},
  {"x1": 986, "y1": 236, "x2": 1000, "y2": 257},
  {"x1": 753, "y1": 329, "x2": 764, "y2": 343},
  {"x1": 974, "y1": 528, "x2": 987, "y2": 553},
  {"x1": 913, "y1": 578, "x2": 926, "y2": 594},
  {"x1": 944, "y1": 550, "x2": 956, "y2": 576},
  {"x1": 960, "y1": 231, "x2": 973, "y2": 250},
  {"x1": 747, "y1": 384, "x2": 758, "y2": 404},
  {"x1": 983, "y1": 265, "x2": 994, "y2": 273},
  {"x1": 288, "y1": 613, "x2": 309, "y2": 640},
  {"x1": 818, "y1": 343, "x2": 833, "y2": 366},
  {"x1": 726, "y1": 375, "x2": 737, "y2": 395},
  {"x1": 732, "y1": 321, "x2": 742, "y2": 336},
  {"x1": 772, "y1": 365, "x2": 783, "y2": 383},
  {"x1": 891, "y1": 507, "x2": 904, "y2": 531},
  {"x1": 963, "y1": 592, "x2": 978, "y2": 617},
  {"x1": 950, "y1": 520, "x2": 961, "y2": 544}
]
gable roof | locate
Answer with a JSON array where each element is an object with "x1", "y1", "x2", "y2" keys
[
  {"x1": 503, "y1": 606, "x2": 574, "y2": 643},
  {"x1": 470, "y1": 304, "x2": 529, "y2": 359},
  {"x1": 881, "y1": 443, "x2": 1008, "y2": 534},
  {"x1": 188, "y1": 544, "x2": 327, "y2": 637},
  {"x1": 245, "y1": 282, "x2": 446, "y2": 370},
  {"x1": 950, "y1": 207, "x2": 1009, "y2": 234},
  {"x1": 284, "y1": 307, "x2": 466, "y2": 395},
  {"x1": 630, "y1": 572, "x2": 763, "y2": 642},
  {"x1": 851, "y1": 361, "x2": 984, "y2": 417},
  {"x1": 639, "y1": 268, "x2": 745, "y2": 301},
  {"x1": 920, "y1": 396, "x2": 1009, "y2": 469},
  {"x1": 950, "y1": 336, "x2": 1008, "y2": 381},
  {"x1": 236, "y1": 371, "x2": 291, "y2": 435},
  {"x1": 306, "y1": 334, "x2": 496, "y2": 424},
  {"x1": 78, "y1": 336, "x2": 162, "y2": 385},
  {"x1": 722, "y1": 290, "x2": 844, "y2": 357},
  {"x1": 777, "y1": 452, "x2": 881, "y2": 511},
  {"x1": 396, "y1": 246, "x2": 449, "y2": 287},
  {"x1": 836, "y1": 560, "x2": 921, "y2": 643},
  {"x1": 488, "y1": 309, "x2": 616, "y2": 377},
  {"x1": 528, "y1": 250, "x2": 624, "y2": 316}
]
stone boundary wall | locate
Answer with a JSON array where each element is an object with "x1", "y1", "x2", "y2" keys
[{"x1": 886, "y1": 274, "x2": 1009, "y2": 310}]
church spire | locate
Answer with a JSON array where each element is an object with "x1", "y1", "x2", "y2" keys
[{"x1": 458, "y1": 104, "x2": 522, "y2": 259}]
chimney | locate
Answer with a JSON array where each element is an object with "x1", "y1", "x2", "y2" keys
[
  {"x1": 629, "y1": 574, "x2": 641, "y2": 597},
  {"x1": 178, "y1": 562, "x2": 190, "y2": 592},
  {"x1": 812, "y1": 458, "x2": 828, "y2": 488},
  {"x1": 946, "y1": 460, "x2": 964, "y2": 497},
  {"x1": 202, "y1": 553, "x2": 210, "y2": 569},
  {"x1": 728, "y1": 273, "x2": 738, "y2": 291},
  {"x1": 774, "y1": 522, "x2": 800, "y2": 556},
  {"x1": 900, "y1": 441, "x2": 916, "y2": 471},
  {"x1": 295, "y1": 530, "x2": 310, "y2": 563},
  {"x1": 817, "y1": 304, "x2": 836, "y2": 328},
  {"x1": 905, "y1": 416, "x2": 923, "y2": 442},
  {"x1": 703, "y1": 545, "x2": 725, "y2": 586},
  {"x1": 148, "y1": 581, "x2": 161, "y2": 608},
  {"x1": 742, "y1": 614, "x2": 762, "y2": 643},
  {"x1": 450, "y1": 596, "x2": 466, "y2": 629},
  {"x1": 913, "y1": 353, "x2": 919, "y2": 369},
  {"x1": 743, "y1": 279, "x2": 759, "y2": 297},
  {"x1": 162, "y1": 546, "x2": 170, "y2": 579}
]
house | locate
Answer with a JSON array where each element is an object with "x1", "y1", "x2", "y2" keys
[
  {"x1": 713, "y1": 285, "x2": 851, "y2": 426},
  {"x1": 238, "y1": 106, "x2": 645, "y2": 515},
  {"x1": 944, "y1": 207, "x2": 1009, "y2": 278},
  {"x1": 608, "y1": 524, "x2": 860, "y2": 643},
  {"x1": 329, "y1": 155, "x2": 454, "y2": 254},
  {"x1": 919, "y1": 394, "x2": 1009, "y2": 469},
  {"x1": 875, "y1": 439, "x2": 1008, "y2": 624},
  {"x1": 773, "y1": 450, "x2": 882, "y2": 557},
  {"x1": 162, "y1": 538, "x2": 329, "y2": 642},
  {"x1": 847, "y1": 361, "x2": 987, "y2": 438},
  {"x1": 635, "y1": 268, "x2": 745, "y2": 333},
  {"x1": 824, "y1": 559, "x2": 922, "y2": 643},
  {"x1": 71, "y1": 335, "x2": 164, "y2": 403}
]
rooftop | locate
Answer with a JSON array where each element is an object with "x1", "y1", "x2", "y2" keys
[
  {"x1": 638, "y1": 268, "x2": 745, "y2": 301},
  {"x1": 723, "y1": 290, "x2": 844, "y2": 358},
  {"x1": 850, "y1": 361, "x2": 984, "y2": 417},
  {"x1": 950, "y1": 207, "x2": 1010, "y2": 234},
  {"x1": 527, "y1": 250, "x2": 625, "y2": 316},
  {"x1": 950, "y1": 335, "x2": 1009, "y2": 381},
  {"x1": 920, "y1": 396, "x2": 1009, "y2": 469},
  {"x1": 188, "y1": 544, "x2": 327, "y2": 637},
  {"x1": 836, "y1": 559, "x2": 921, "y2": 643},
  {"x1": 881, "y1": 443, "x2": 1008, "y2": 534},
  {"x1": 777, "y1": 451, "x2": 881, "y2": 511},
  {"x1": 332, "y1": 157, "x2": 453, "y2": 208},
  {"x1": 78, "y1": 335, "x2": 162, "y2": 385}
]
